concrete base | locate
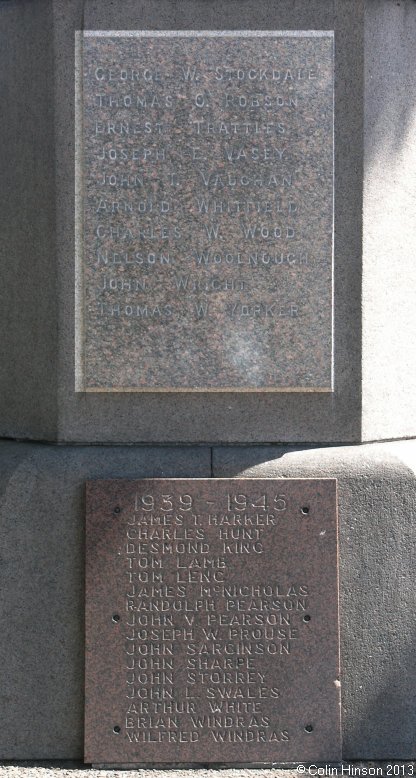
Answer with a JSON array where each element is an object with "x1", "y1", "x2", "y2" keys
[
  {"x1": 1, "y1": 764, "x2": 416, "y2": 778},
  {"x1": 0, "y1": 440, "x2": 415, "y2": 760},
  {"x1": 0, "y1": 765, "x2": 308, "y2": 778}
]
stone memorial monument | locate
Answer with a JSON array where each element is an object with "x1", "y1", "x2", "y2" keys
[{"x1": 0, "y1": 0, "x2": 415, "y2": 767}]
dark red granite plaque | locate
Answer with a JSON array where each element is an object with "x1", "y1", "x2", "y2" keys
[
  {"x1": 85, "y1": 478, "x2": 340, "y2": 765},
  {"x1": 76, "y1": 32, "x2": 334, "y2": 391}
]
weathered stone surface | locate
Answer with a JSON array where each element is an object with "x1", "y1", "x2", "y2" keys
[
  {"x1": 77, "y1": 32, "x2": 333, "y2": 392},
  {"x1": 1, "y1": 0, "x2": 415, "y2": 443},
  {"x1": 0, "y1": 0, "x2": 58, "y2": 440},
  {"x1": 1, "y1": 440, "x2": 416, "y2": 760},
  {"x1": 362, "y1": 0, "x2": 416, "y2": 441},
  {"x1": 1, "y1": 0, "x2": 363, "y2": 442},
  {"x1": 213, "y1": 440, "x2": 416, "y2": 760},
  {"x1": 85, "y1": 478, "x2": 340, "y2": 764},
  {"x1": 0, "y1": 442, "x2": 210, "y2": 760}
]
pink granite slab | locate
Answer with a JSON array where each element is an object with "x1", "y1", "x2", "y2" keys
[{"x1": 77, "y1": 32, "x2": 334, "y2": 391}]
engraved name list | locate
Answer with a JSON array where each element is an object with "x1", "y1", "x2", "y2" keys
[
  {"x1": 77, "y1": 32, "x2": 334, "y2": 390},
  {"x1": 85, "y1": 478, "x2": 340, "y2": 764}
]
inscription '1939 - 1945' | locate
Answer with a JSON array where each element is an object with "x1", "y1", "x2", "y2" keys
[
  {"x1": 85, "y1": 478, "x2": 341, "y2": 764},
  {"x1": 77, "y1": 31, "x2": 334, "y2": 391}
]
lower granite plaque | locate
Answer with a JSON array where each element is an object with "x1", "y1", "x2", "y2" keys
[
  {"x1": 85, "y1": 478, "x2": 340, "y2": 765},
  {"x1": 76, "y1": 31, "x2": 334, "y2": 391}
]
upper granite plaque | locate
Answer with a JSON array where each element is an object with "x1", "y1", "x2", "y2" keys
[{"x1": 76, "y1": 32, "x2": 334, "y2": 391}]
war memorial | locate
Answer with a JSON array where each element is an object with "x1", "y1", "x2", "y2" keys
[{"x1": 0, "y1": 0, "x2": 415, "y2": 768}]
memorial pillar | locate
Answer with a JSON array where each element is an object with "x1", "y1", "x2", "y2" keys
[{"x1": 0, "y1": 0, "x2": 415, "y2": 764}]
